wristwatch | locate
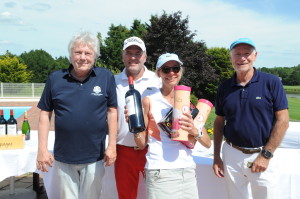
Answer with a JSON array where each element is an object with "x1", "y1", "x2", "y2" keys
[
  {"x1": 194, "y1": 129, "x2": 203, "y2": 140},
  {"x1": 261, "y1": 148, "x2": 273, "y2": 159}
]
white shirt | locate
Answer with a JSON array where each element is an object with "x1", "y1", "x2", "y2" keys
[
  {"x1": 115, "y1": 66, "x2": 161, "y2": 146},
  {"x1": 145, "y1": 91, "x2": 195, "y2": 169}
]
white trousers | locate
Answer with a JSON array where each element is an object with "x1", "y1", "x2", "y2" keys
[
  {"x1": 146, "y1": 165, "x2": 199, "y2": 199},
  {"x1": 56, "y1": 160, "x2": 105, "y2": 199},
  {"x1": 222, "y1": 142, "x2": 278, "y2": 199}
]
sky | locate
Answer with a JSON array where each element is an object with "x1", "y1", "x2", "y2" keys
[{"x1": 0, "y1": 0, "x2": 299, "y2": 68}]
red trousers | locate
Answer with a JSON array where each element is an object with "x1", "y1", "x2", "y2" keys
[{"x1": 115, "y1": 144, "x2": 148, "y2": 199}]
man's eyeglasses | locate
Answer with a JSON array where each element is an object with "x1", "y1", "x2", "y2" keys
[{"x1": 161, "y1": 66, "x2": 181, "y2": 74}]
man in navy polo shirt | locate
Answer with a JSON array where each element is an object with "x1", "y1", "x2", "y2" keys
[
  {"x1": 36, "y1": 31, "x2": 118, "y2": 199},
  {"x1": 213, "y1": 38, "x2": 289, "y2": 199}
]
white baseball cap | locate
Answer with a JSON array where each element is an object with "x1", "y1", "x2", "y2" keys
[
  {"x1": 123, "y1": 36, "x2": 146, "y2": 51},
  {"x1": 156, "y1": 53, "x2": 183, "y2": 69}
]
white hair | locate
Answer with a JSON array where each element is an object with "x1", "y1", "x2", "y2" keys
[{"x1": 68, "y1": 30, "x2": 100, "y2": 62}]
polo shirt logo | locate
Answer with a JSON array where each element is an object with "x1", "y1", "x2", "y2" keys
[
  {"x1": 256, "y1": 96, "x2": 262, "y2": 99},
  {"x1": 91, "y1": 86, "x2": 103, "y2": 96}
]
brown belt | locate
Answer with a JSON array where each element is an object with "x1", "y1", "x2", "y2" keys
[{"x1": 225, "y1": 140, "x2": 262, "y2": 154}]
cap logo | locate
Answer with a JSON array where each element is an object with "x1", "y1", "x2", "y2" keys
[{"x1": 124, "y1": 38, "x2": 143, "y2": 45}]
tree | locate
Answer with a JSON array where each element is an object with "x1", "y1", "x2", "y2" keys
[
  {"x1": 20, "y1": 49, "x2": 56, "y2": 83},
  {"x1": 0, "y1": 53, "x2": 32, "y2": 82},
  {"x1": 55, "y1": 56, "x2": 69, "y2": 70},
  {"x1": 206, "y1": 47, "x2": 234, "y2": 94},
  {"x1": 143, "y1": 11, "x2": 217, "y2": 101}
]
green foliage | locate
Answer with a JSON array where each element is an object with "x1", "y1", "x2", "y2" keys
[
  {"x1": 206, "y1": 47, "x2": 234, "y2": 102},
  {"x1": 190, "y1": 94, "x2": 198, "y2": 106},
  {"x1": 20, "y1": 49, "x2": 56, "y2": 83},
  {"x1": 143, "y1": 11, "x2": 218, "y2": 102},
  {"x1": 206, "y1": 47, "x2": 234, "y2": 81},
  {"x1": 0, "y1": 53, "x2": 32, "y2": 82},
  {"x1": 259, "y1": 65, "x2": 300, "y2": 86},
  {"x1": 55, "y1": 56, "x2": 69, "y2": 70}
]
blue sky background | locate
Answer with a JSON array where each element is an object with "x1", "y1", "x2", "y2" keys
[{"x1": 1, "y1": 0, "x2": 299, "y2": 68}]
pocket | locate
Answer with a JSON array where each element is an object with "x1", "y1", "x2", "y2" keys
[{"x1": 146, "y1": 169, "x2": 161, "y2": 185}]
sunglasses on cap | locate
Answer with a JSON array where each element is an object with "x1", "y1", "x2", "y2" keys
[{"x1": 161, "y1": 66, "x2": 181, "y2": 74}]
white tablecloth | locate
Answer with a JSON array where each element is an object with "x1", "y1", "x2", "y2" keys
[
  {"x1": 0, "y1": 131, "x2": 41, "y2": 182},
  {"x1": 41, "y1": 144, "x2": 300, "y2": 199},
  {"x1": 2, "y1": 123, "x2": 300, "y2": 199}
]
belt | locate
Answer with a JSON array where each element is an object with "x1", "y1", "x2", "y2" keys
[
  {"x1": 225, "y1": 140, "x2": 262, "y2": 154},
  {"x1": 117, "y1": 144, "x2": 148, "y2": 150}
]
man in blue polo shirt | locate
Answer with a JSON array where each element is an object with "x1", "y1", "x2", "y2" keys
[
  {"x1": 213, "y1": 38, "x2": 289, "y2": 199},
  {"x1": 36, "y1": 31, "x2": 118, "y2": 199}
]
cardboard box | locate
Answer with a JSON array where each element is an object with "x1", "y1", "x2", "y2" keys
[{"x1": 0, "y1": 135, "x2": 25, "y2": 150}]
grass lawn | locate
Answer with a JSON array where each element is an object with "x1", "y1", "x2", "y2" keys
[
  {"x1": 288, "y1": 97, "x2": 300, "y2": 122},
  {"x1": 284, "y1": 85, "x2": 300, "y2": 94}
]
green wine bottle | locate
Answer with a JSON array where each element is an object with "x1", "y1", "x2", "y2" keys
[{"x1": 22, "y1": 111, "x2": 30, "y2": 140}]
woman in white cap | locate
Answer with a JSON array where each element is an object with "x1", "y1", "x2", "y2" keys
[{"x1": 133, "y1": 53, "x2": 211, "y2": 199}]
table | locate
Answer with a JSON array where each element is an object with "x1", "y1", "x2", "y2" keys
[
  {"x1": 2, "y1": 123, "x2": 299, "y2": 199},
  {"x1": 40, "y1": 123, "x2": 300, "y2": 199},
  {"x1": 40, "y1": 143, "x2": 300, "y2": 199},
  {"x1": 0, "y1": 131, "x2": 43, "y2": 197}
]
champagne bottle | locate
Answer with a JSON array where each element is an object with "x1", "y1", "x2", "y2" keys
[
  {"x1": 0, "y1": 109, "x2": 7, "y2": 135},
  {"x1": 125, "y1": 76, "x2": 145, "y2": 134},
  {"x1": 22, "y1": 111, "x2": 30, "y2": 140},
  {"x1": 7, "y1": 109, "x2": 17, "y2": 135}
]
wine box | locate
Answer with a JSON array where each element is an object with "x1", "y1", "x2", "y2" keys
[{"x1": 0, "y1": 135, "x2": 25, "y2": 150}]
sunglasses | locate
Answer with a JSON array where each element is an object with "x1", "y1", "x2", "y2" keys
[{"x1": 161, "y1": 66, "x2": 181, "y2": 74}]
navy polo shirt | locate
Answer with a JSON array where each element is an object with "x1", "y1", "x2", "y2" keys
[
  {"x1": 215, "y1": 68, "x2": 288, "y2": 148},
  {"x1": 38, "y1": 66, "x2": 117, "y2": 164}
]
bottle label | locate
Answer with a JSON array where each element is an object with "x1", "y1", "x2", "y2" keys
[
  {"x1": 23, "y1": 130, "x2": 30, "y2": 140},
  {"x1": 7, "y1": 124, "x2": 17, "y2": 135},
  {"x1": 0, "y1": 124, "x2": 6, "y2": 135},
  {"x1": 125, "y1": 95, "x2": 136, "y2": 116}
]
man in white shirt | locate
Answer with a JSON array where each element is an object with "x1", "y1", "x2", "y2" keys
[{"x1": 114, "y1": 36, "x2": 160, "y2": 199}]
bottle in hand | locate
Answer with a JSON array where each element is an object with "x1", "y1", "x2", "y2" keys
[
  {"x1": 125, "y1": 76, "x2": 145, "y2": 134},
  {"x1": 7, "y1": 109, "x2": 17, "y2": 135},
  {"x1": 0, "y1": 109, "x2": 7, "y2": 135},
  {"x1": 22, "y1": 111, "x2": 30, "y2": 140}
]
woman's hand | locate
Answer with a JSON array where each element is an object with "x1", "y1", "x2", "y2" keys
[
  {"x1": 179, "y1": 111, "x2": 212, "y2": 148},
  {"x1": 179, "y1": 112, "x2": 198, "y2": 136}
]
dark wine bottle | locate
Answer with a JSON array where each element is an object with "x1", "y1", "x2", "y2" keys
[
  {"x1": 22, "y1": 111, "x2": 30, "y2": 140},
  {"x1": 7, "y1": 109, "x2": 17, "y2": 135},
  {"x1": 125, "y1": 76, "x2": 145, "y2": 134},
  {"x1": 0, "y1": 109, "x2": 7, "y2": 135}
]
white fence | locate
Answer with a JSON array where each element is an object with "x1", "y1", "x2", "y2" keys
[{"x1": 0, "y1": 83, "x2": 45, "y2": 98}]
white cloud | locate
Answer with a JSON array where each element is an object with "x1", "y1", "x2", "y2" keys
[
  {"x1": 23, "y1": 3, "x2": 51, "y2": 12},
  {"x1": 0, "y1": 0, "x2": 299, "y2": 67},
  {"x1": 0, "y1": 11, "x2": 26, "y2": 26},
  {"x1": 0, "y1": 40, "x2": 10, "y2": 44}
]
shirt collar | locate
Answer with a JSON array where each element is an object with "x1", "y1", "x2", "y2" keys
[
  {"x1": 120, "y1": 66, "x2": 153, "y2": 82},
  {"x1": 230, "y1": 67, "x2": 259, "y2": 87},
  {"x1": 63, "y1": 64, "x2": 96, "y2": 79}
]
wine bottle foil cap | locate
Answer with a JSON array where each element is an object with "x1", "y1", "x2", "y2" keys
[{"x1": 128, "y1": 76, "x2": 133, "y2": 84}]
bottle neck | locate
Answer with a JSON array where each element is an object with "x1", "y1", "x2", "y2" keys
[{"x1": 129, "y1": 84, "x2": 134, "y2": 89}]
